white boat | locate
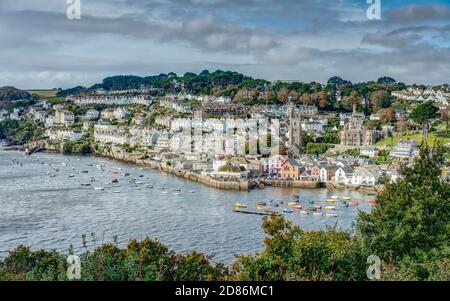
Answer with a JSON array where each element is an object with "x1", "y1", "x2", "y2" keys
[
  {"x1": 188, "y1": 190, "x2": 195, "y2": 193},
  {"x1": 313, "y1": 212, "x2": 323, "y2": 216},
  {"x1": 113, "y1": 191, "x2": 121, "y2": 194},
  {"x1": 162, "y1": 191, "x2": 169, "y2": 194},
  {"x1": 94, "y1": 187, "x2": 105, "y2": 191},
  {"x1": 174, "y1": 193, "x2": 181, "y2": 196},
  {"x1": 326, "y1": 213, "x2": 338, "y2": 217},
  {"x1": 69, "y1": 174, "x2": 75, "y2": 178}
]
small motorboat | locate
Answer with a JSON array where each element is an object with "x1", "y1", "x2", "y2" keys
[
  {"x1": 326, "y1": 213, "x2": 338, "y2": 217},
  {"x1": 188, "y1": 190, "x2": 195, "y2": 193},
  {"x1": 326, "y1": 199, "x2": 336, "y2": 203},
  {"x1": 94, "y1": 187, "x2": 104, "y2": 191},
  {"x1": 257, "y1": 201, "x2": 268, "y2": 206},
  {"x1": 325, "y1": 206, "x2": 336, "y2": 211},
  {"x1": 291, "y1": 204, "x2": 302, "y2": 210},
  {"x1": 313, "y1": 212, "x2": 323, "y2": 216},
  {"x1": 331, "y1": 196, "x2": 339, "y2": 199},
  {"x1": 314, "y1": 205, "x2": 322, "y2": 210},
  {"x1": 81, "y1": 183, "x2": 91, "y2": 187},
  {"x1": 342, "y1": 197, "x2": 351, "y2": 201},
  {"x1": 300, "y1": 210, "x2": 309, "y2": 215},
  {"x1": 174, "y1": 189, "x2": 181, "y2": 192},
  {"x1": 288, "y1": 201, "x2": 299, "y2": 206},
  {"x1": 113, "y1": 191, "x2": 121, "y2": 194},
  {"x1": 283, "y1": 208, "x2": 294, "y2": 214},
  {"x1": 306, "y1": 200, "x2": 315, "y2": 204},
  {"x1": 82, "y1": 170, "x2": 89, "y2": 174},
  {"x1": 69, "y1": 174, "x2": 75, "y2": 178},
  {"x1": 112, "y1": 179, "x2": 119, "y2": 183},
  {"x1": 234, "y1": 202, "x2": 248, "y2": 209}
]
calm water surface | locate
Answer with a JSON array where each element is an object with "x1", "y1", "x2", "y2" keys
[{"x1": 0, "y1": 146, "x2": 374, "y2": 263}]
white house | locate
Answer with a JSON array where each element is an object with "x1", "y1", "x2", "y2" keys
[
  {"x1": 85, "y1": 109, "x2": 100, "y2": 120},
  {"x1": 46, "y1": 129, "x2": 83, "y2": 142},
  {"x1": 361, "y1": 146, "x2": 380, "y2": 158}
]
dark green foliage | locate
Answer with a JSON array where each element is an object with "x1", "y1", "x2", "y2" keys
[
  {"x1": 306, "y1": 143, "x2": 333, "y2": 155},
  {"x1": 63, "y1": 141, "x2": 92, "y2": 155},
  {"x1": 357, "y1": 145, "x2": 450, "y2": 280},
  {"x1": 0, "y1": 119, "x2": 43, "y2": 144}
]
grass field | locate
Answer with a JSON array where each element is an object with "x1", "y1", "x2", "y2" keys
[
  {"x1": 375, "y1": 133, "x2": 450, "y2": 147},
  {"x1": 27, "y1": 90, "x2": 59, "y2": 98}
]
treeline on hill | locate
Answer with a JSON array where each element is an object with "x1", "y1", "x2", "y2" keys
[
  {"x1": 0, "y1": 119, "x2": 44, "y2": 144},
  {"x1": 1, "y1": 145, "x2": 448, "y2": 281},
  {"x1": 56, "y1": 71, "x2": 407, "y2": 112},
  {"x1": 0, "y1": 86, "x2": 37, "y2": 110}
]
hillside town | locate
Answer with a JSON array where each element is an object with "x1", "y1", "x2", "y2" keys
[{"x1": 1, "y1": 74, "x2": 449, "y2": 191}]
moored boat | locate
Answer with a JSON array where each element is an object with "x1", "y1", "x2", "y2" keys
[
  {"x1": 325, "y1": 206, "x2": 336, "y2": 211},
  {"x1": 234, "y1": 202, "x2": 248, "y2": 209}
]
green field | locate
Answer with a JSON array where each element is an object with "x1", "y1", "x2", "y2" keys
[
  {"x1": 376, "y1": 133, "x2": 450, "y2": 147},
  {"x1": 27, "y1": 90, "x2": 59, "y2": 98}
]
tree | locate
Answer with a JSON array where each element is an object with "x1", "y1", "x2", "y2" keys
[
  {"x1": 369, "y1": 90, "x2": 391, "y2": 113},
  {"x1": 277, "y1": 88, "x2": 289, "y2": 104},
  {"x1": 301, "y1": 93, "x2": 313, "y2": 105},
  {"x1": 379, "y1": 108, "x2": 396, "y2": 123},
  {"x1": 377, "y1": 77, "x2": 396, "y2": 84},
  {"x1": 357, "y1": 145, "x2": 449, "y2": 279},
  {"x1": 410, "y1": 101, "x2": 438, "y2": 139},
  {"x1": 317, "y1": 91, "x2": 329, "y2": 109},
  {"x1": 327, "y1": 76, "x2": 352, "y2": 88}
]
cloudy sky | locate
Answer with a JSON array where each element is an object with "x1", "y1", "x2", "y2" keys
[{"x1": 1, "y1": 0, "x2": 450, "y2": 89}]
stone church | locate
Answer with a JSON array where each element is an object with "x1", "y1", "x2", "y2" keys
[{"x1": 340, "y1": 104, "x2": 378, "y2": 147}]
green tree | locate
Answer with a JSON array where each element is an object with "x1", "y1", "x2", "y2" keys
[
  {"x1": 410, "y1": 101, "x2": 438, "y2": 139},
  {"x1": 357, "y1": 145, "x2": 449, "y2": 279}
]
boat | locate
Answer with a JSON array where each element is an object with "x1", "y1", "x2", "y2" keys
[
  {"x1": 287, "y1": 201, "x2": 298, "y2": 206},
  {"x1": 162, "y1": 191, "x2": 169, "y2": 195},
  {"x1": 174, "y1": 193, "x2": 181, "y2": 196},
  {"x1": 314, "y1": 205, "x2": 322, "y2": 210},
  {"x1": 94, "y1": 187, "x2": 105, "y2": 191},
  {"x1": 331, "y1": 196, "x2": 339, "y2": 199},
  {"x1": 49, "y1": 174, "x2": 56, "y2": 178},
  {"x1": 257, "y1": 201, "x2": 268, "y2": 206},
  {"x1": 81, "y1": 170, "x2": 89, "y2": 174},
  {"x1": 188, "y1": 190, "x2": 195, "y2": 193},
  {"x1": 174, "y1": 189, "x2": 181, "y2": 192},
  {"x1": 90, "y1": 177, "x2": 96, "y2": 182},
  {"x1": 326, "y1": 199, "x2": 336, "y2": 203},
  {"x1": 291, "y1": 204, "x2": 302, "y2": 210},
  {"x1": 300, "y1": 210, "x2": 309, "y2": 215},
  {"x1": 112, "y1": 179, "x2": 119, "y2": 183},
  {"x1": 146, "y1": 185, "x2": 154, "y2": 189},
  {"x1": 326, "y1": 213, "x2": 338, "y2": 217},
  {"x1": 313, "y1": 212, "x2": 323, "y2": 216},
  {"x1": 69, "y1": 174, "x2": 75, "y2": 178},
  {"x1": 256, "y1": 205, "x2": 271, "y2": 211},
  {"x1": 342, "y1": 197, "x2": 351, "y2": 201},
  {"x1": 283, "y1": 208, "x2": 294, "y2": 213},
  {"x1": 349, "y1": 201, "x2": 359, "y2": 206},
  {"x1": 81, "y1": 183, "x2": 91, "y2": 187},
  {"x1": 113, "y1": 191, "x2": 121, "y2": 194},
  {"x1": 234, "y1": 202, "x2": 248, "y2": 209},
  {"x1": 306, "y1": 200, "x2": 315, "y2": 204},
  {"x1": 325, "y1": 206, "x2": 336, "y2": 211}
]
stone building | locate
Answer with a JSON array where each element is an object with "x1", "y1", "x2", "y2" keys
[{"x1": 340, "y1": 104, "x2": 378, "y2": 147}]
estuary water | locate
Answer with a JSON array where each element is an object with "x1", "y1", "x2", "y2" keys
[{"x1": 0, "y1": 147, "x2": 374, "y2": 263}]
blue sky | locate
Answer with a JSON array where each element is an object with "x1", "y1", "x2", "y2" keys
[{"x1": 0, "y1": 0, "x2": 450, "y2": 88}]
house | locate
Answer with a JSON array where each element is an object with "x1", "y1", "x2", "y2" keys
[
  {"x1": 320, "y1": 166, "x2": 339, "y2": 183},
  {"x1": 46, "y1": 129, "x2": 83, "y2": 142},
  {"x1": 279, "y1": 159, "x2": 304, "y2": 180},
  {"x1": 334, "y1": 166, "x2": 355, "y2": 185},
  {"x1": 268, "y1": 154, "x2": 287, "y2": 176},
  {"x1": 390, "y1": 140, "x2": 420, "y2": 159},
  {"x1": 310, "y1": 165, "x2": 322, "y2": 180},
  {"x1": 351, "y1": 167, "x2": 383, "y2": 186},
  {"x1": 361, "y1": 146, "x2": 380, "y2": 158},
  {"x1": 85, "y1": 109, "x2": 100, "y2": 120},
  {"x1": 299, "y1": 170, "x2": 319, "y2": 182},
  {"x1": 113, "y1": 107, "x2": 131, "y2": 120}
]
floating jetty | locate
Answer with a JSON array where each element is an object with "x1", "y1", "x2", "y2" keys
[{"x1": 233, "y1": 209, "x2": 280, "y2": 216}]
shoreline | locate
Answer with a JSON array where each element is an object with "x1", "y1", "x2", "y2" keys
[{"x1": 2, "y1": 139, "x2": 379, "y2": 194}]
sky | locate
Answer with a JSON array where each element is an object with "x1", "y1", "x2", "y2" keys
[{"x1": 1, "y1": 0, "x2": 450, "y2": 89}]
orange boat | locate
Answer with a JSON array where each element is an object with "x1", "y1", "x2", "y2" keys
[
  {"x1": 313, "y1": 205, "x2": 322, "y2": 210},
  {"x1": 291, "y1": 204, "x2": 302, "y2": 210}
]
